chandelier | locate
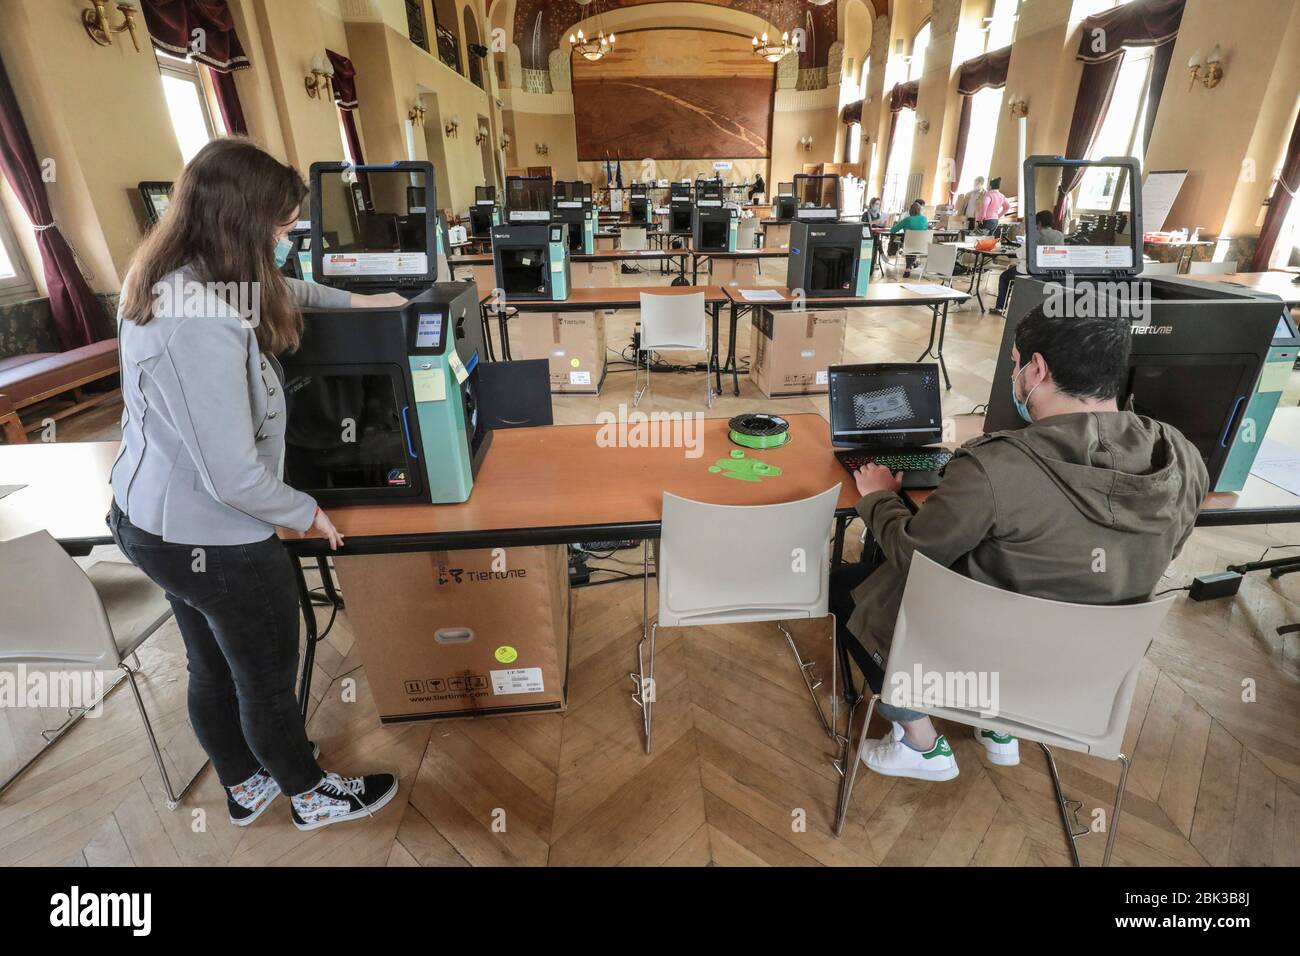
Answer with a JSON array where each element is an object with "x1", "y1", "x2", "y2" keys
[
  {"x1": 752, "y1": 1, "x2": 793, "y2": 63},
  {"x1": 752, "y1": 29, "x2": 792, "y2": 63},
  {"x1": 569, "y1": 0, "x2": 616, "y2": 62},
  {"x1": 570, "y1": 27, "x2": 616, "y2": 61}
]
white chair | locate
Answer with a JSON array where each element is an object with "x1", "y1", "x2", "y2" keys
[
  {"x1": 1141, "y1": 260, "x2": 1180, "y2": 276},
  {"x1": 1188, "y1": 259, "x2": 1239, "y2": 275},
  {"x1": 635, "y1": 292, "x2": 713, "y2": 407},
  {"x1": 618, "y1": 226, "x2": 649, "y2": 252},
  {"x1": 0, "y1": 531, "x2": 188, "y2": 808},
  {"x1": 921, "y1": 242, "x2": 961, "y2": 290},
  {"x1": 632, "y1": 488, "x2": 842, "y2": 753},
  {"x1": 833, "y1": 552, "x2": 1176, "y2": 867},
  {"x1": 736, "y1": 217, "x2": 759, "y2": 250},
  {"x1": 886, "y1": 228, "x2": 933, "y2": 276}
]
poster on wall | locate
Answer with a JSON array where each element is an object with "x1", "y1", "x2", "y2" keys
[{"x1": 572, "y1": 29, "x2": 774, "y2": 161}]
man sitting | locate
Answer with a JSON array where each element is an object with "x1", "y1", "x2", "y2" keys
[
  {"x1": 830, "y1": 306, "x2": 1207, "y2": 780},
  {"x1": 992, "y1": 210, "x2": 1065, "y2": 316}
]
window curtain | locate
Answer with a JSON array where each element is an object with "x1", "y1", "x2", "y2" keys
[
  {"x1": 880, "y1": 80, "x2": 919, "y2": 187},
  {"x1": 139, "y1": 1, "x2": 251, "y2": 135},
  {"x1": 949, "y1": 46, "x2": 1012, "y2": 202},
  {"x1": 1248, "y1": 108, "x2": 1300, "y2": 271},
  {"x1": 1056, "y1": 0, "x2": 1186, "y2": 227},
  {"x1": 326, "y1": 50, "x2": 370, "y2": 205},
  {"x1": 840, "y1": 100, "x2": 864, "y2": 126},
  {"x1": 0, "y1": 52, "x2": 106, "y2": 348}
]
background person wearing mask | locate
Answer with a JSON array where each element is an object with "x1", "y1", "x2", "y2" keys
[
  {"x1": 831, "y1": 307, "x2": 1207, "y2": 782},
  {"x1": 865, "y1": 197, "x2": 885, "y2": 226},
  {"x1": 111, "y1": 138, "x2": 406, "y2": 832},
  {"x1": 991, "y1": 210, "x2": 1065, "y2": 315},
  {"x1": 979, "y1": 177, "x2": 1010, "y2": 231}
]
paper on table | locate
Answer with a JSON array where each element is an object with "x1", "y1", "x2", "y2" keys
[
  {"x1": 737, "y1": 289, "x2": 785, "y2": 302},
  {"x1": 902, "y1": 283, "x2": 958, "y2": 296},
  {"x1": 1248, "y1": 438, "x2": 1300, "y2": 497}
]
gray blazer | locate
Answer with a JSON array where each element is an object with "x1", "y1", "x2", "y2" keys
[{"x1": 110, "y1": 267, "x2": 352, "y2": 545}]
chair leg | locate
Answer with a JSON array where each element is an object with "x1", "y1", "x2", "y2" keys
[
  {"x1": 121, "y1": 662, "x2": 185, "y2": 810},
  {"x1": 834, "y1": 694, "x2": 877, "y2": 836},
  {"x1": 634, "y1": 348, "x2": 650, "y2": 406},
  {"x1": 1040, "y1": 742, "x2": 1086, "y2": 867},
  {"x1": 1104, "y1": 753, "x2": 1130, "y2": 868},
  {"x1": 631, "y1": 622, "x2": 658, "y2": 754},
  {"x1": 779, "y1": 623, "x2": 834, "y2": 739}
]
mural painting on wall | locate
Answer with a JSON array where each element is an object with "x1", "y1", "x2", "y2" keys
[
  {"x1": 498, "y1": 0, "x2": 837, "y2": 71},
  {"x1": 572, "y1": 29, "x2": 774, "y2": 160}
]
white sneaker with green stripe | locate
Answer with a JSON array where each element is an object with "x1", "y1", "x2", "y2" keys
[
  {"x1": 974, "y1": 727, "x2": 1019, "y2": 766},
  {"x1": 861, "y1": 734, "x2": 959, "y2": 781}
]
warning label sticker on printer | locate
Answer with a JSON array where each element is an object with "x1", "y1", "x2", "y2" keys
[
  {"x1": 491, "y1": 667, "x2": 545, "y2": 695},
  {"x1": 321, "y1": 252, "x2": 429, "y2": 276},
  {"x1": 570, "y1": 371, "x2": 592, "y2": 385}
]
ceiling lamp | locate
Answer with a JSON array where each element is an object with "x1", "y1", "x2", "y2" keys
[
  {"x1": 570, "y1": 0, "x2": 616, "y2": 62},
  {"x1": 570, "y1": 27, "x2": 616, "y2": 61},
  {"x1": 752, "y1": 29, "x2": 792, "y2": 63}
]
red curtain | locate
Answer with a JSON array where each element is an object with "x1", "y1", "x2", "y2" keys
[
  {"x1": 948, "y1": 95, "x2": 973, "y2": 204},
  {"x1": 208, "y1": 67, "x2": 247, "y2": 135},
  {"x1": 840, "y1": 100, "x2": 864, "y2": 126},
  {"x1": 138, "y1": 0, "x2": 249, "y2": 71},
  {"x1": 0, "y1": 52, "x2": 105, "y2": 349},
  {"x1": 1249, "y1": 108, "x2": 1300, "y2": 272},
  {"x1": 326, "y1": 50, "x2": 359, "y2": 110},
  {"x1": 1053, "y1": 58, "x2": 1122, "y2": 229},
  {"x1": 888, "y1": 81, "x2": 919, "y2": 113}
]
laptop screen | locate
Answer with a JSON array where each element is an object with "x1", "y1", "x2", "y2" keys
[{"x1": 829, "y1": 364, "x2": 943, "y2": 446}]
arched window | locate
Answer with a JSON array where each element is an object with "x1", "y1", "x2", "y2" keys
[
  {"x1": 431, "y1": 0, "x2": 463, "y2": 75},
  {"x1": 463, "y1": 7, "x2": 485, "y2": 88}
]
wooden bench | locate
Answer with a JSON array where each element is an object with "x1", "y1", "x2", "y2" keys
[{"x1": 0, "y1": 339, "x2": 119, "y2": 443}]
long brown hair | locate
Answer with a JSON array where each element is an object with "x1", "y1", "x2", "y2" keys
[{"x1": 121, "y1": 138, "x2": 308, "y2": 355}]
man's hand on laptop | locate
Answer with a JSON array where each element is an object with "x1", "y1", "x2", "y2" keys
[{"x1": 853, "y1": 464, "x2": 903, "y2": 497}]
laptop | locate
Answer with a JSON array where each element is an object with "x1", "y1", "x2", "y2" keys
[{"x1": 829, "y1": 363, "x2": 954, "y2": 489}]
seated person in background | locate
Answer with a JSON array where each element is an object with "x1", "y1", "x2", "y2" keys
[
  {"x1": 865, "y1": 197, "x2": 885, "y2": 226},
  {"x1": 831, "y1": 307, "x2": 1207, "y2": 781},
  {"x1": 992, "y1": 210, "x2": 1064, "y2": 315},
  {"x1": 889, "y1": 201, "x2": 931, "y2": 277},
  {"x1": 978, "y1": 177, "x2": 1010, "y2": 231},
  {"x1": 749, "y1": 173, "x2": 766, "y2": 203}
]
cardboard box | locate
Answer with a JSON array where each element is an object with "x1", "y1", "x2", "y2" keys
[
  {"x1": 333, "y1": 546, "x2": 571, "y2": 722},
  {"x1": 764, "y1": 222, "x2": 792, "y2": 251},
  {"x1": 512, "y1": 310, "x2": 607, "y2": 394},
  {"x1": 571, "y1": 260, "x2": 615, "y2": 289},
  {"x1": 749, "y1": 308, "x2": 847, "y2": 397},
  {"x1": 709, "y1": 258, "x2": 759, "y2": 287}
]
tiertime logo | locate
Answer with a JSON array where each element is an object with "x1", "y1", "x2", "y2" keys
[
  {"x1": 1130, "y1": 323, "x2": 1174, "y2": 334},
  {"x1": 49, "y1": 886, "x2": 151, "y2": 936}
]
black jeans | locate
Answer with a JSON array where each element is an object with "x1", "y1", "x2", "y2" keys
[
  {"x1": 829, "y1": 550, "x2": 926, "y2": 723},
  {"x1": 108, "y1": 503, "x2": 323, "y2": 795}
]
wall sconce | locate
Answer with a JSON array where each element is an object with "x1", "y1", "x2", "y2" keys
[
  {"x1": 475, "y1": 126, "x2": 490, "y2": 147},
  {"x1": 409, "y1": 104, "x2": 427, "y2": 126},
  {"x1": 444, "y1": 114, "x2": 460, "y2": 137},
  {"x1": 502, "y1": 134, "x2": 512, "y2": 152},
  {"x1": 82, "y1": 0, "x2": 141, "y2": 52},
  {"x1": 798, "y1": 135, "x2": 814, "y2": 152},
  {"x1": 916, "y1": 119, "x2": 931, "y2": 134},
  {"x1": 1007, "y1": 98, "x2": 1029, "y2": 118},
  {"x1": 305, "y1": 54, "x2": 334, "y2": 101},
  {"x1": 1187, "y1": 46, "x2": 1224, "y2": 90},
  {"x1": 535, "y1": 142, "x2": 550, "y2": 156}
]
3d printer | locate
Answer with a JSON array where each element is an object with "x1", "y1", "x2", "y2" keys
[
  {"x1": 786, "y1": 221, "x2": 872, "y2": 297},
  {"x1": 553, "y1": 180, "x2": 595, "y2": 255},
  {"x1": 469, "y1": 185, "x2": 500, "y2": 237},
  {"x1": 983, "y1": 155, "x2": 1286, "y2": 491},
  {"x1": 628, "y1": 183, "x2": 653, "y2": 225},
  {"x1": 669, "y1": 181, "x2": 694, "y2": 234},
  {"x1": 793, "y1": 173, "x2": 840, "y2": 221},
  {"x1": 773, "y1": 182, "x2": 797, "y2": 220}
]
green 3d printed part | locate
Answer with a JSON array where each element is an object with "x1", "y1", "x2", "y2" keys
[
  {"x1": 709, "y1": 450, "x2": 784, "y2": 482},
  {"x1": 728, "y1": 413, "x2": 791, "y2": 450}
]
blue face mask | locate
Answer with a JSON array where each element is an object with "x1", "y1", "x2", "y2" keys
[
  {"x1": 273, "y1": 237, "x2": 294, "y2": 268},
  {"x1": 1011, "y1": 363, "x2": 1040, "y2": 423}
]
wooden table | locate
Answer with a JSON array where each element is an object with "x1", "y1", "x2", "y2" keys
[
  {"x1": 722, "y1": 283, "x2": 971, "y2": 396},
  {"x1": 479, "y1": 284, "x2": 730, "y2": 370},
  {"x1": 1180, "y1": 271, "x2": 1300, "y2": 307},
  {"x1": 941, "y1": 239, "x2": 1018, "y2": 312}
]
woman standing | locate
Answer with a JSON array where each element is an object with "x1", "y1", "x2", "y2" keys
[
  {"x1": 110, "y1": 138, "x2": 403, "y2": 831},
  {"x1": 978, "y1": 177, "x2": 1010, "y2": 232}
]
